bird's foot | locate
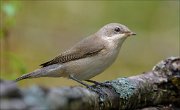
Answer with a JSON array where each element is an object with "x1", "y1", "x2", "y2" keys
[
  {"x1": 85, "y1": 79, "x2": 111, "y2": 88},
  {"x1": 69, "y1": 75, "x2": 107, "y2": 97}
]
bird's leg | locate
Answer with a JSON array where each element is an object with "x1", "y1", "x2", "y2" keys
[
  {"x1": 69, "y1": 75, "x2": 90, "y2": 88},
  {"x1": 85, "y1": 79, "x2": 103, "y2": 85},
  {"x1": 69, "y1": 75, "x2": 105, "y2": 97},
  {"x1": 85, "y1": 79, "x2": 111, "y2": 88}
]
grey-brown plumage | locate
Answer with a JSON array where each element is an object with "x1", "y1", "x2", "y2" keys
[
  {"x1": 15, "y1": 23, "x2": 136, "y2": 82},
  {"x1": 40, "y1": 35, "x2": 105, "y2": 67}
]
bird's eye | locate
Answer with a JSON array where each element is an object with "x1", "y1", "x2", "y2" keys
[{"x1": 114, "y1": 27, "x2": 120, "y2": 32}]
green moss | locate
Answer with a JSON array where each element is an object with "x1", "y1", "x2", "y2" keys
[{"x1": 110, "y1": 78, "x2": 137, "y2": 100}]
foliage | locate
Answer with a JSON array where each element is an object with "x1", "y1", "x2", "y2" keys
[{"x1": 1, "y1": 1, "x2": 27, "y2": 80}]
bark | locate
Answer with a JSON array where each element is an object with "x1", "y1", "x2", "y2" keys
[{"x1": 0, "y1": 57, "x2": 180, "y2": 110}]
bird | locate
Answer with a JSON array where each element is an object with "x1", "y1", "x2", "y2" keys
[{"x1": 15, "y1": 23, "x2": 136, "y2": 87}]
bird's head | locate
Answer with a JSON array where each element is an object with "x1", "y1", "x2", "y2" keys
[{"x1": 96, "y1": 23, "x2": 136, "y2": 44}]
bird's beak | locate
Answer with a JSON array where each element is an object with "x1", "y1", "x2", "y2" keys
[
  {"x1": 130, "y1": 32, "x2": 136, "y2": 35},
  {"x1": 125, "y1": 31, "x2": 136, "y2": 36}
]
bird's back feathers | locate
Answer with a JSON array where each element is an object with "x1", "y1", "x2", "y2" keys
[{"x1": 40, "y1": 35, "x2": 105, "y2": 67}]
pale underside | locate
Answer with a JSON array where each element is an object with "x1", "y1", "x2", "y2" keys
[{"x1": 39, "y1": 34, "x2": 122, "y2": 80}]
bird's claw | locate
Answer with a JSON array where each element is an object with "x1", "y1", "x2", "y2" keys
[{"x1": 85, "y1": 80, "x2": 111, "y2": 88}]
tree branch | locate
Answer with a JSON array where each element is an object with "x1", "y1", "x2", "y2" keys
[{"x1": 0, "y1": 57, "x2": 179, "y2": 110}]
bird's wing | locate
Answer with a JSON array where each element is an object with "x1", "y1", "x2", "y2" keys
[{"x1": 40, "y1": 35, "x2": 105, "y2": 67}]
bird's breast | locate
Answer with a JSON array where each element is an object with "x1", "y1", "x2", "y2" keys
[{"x1": 63, "y1": 47, "x2": 120, "y2": 80}]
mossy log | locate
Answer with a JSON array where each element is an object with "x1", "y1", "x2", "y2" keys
[{"x1": 0, "y1": 57, "x2": 179, "y2": 110}]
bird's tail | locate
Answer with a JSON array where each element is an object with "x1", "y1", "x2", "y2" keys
[{"x1": 15, "y1": 64, "x2": 63, "y2": 82}]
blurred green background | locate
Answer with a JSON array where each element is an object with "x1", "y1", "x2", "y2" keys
[{"x1": 0, "y1": 1, "x2": 179, "y2": 87}]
